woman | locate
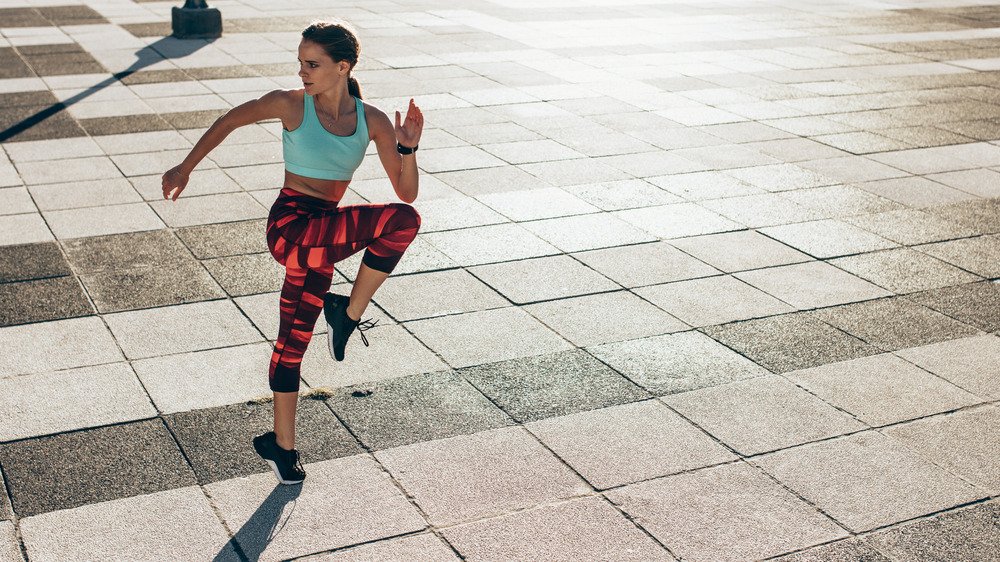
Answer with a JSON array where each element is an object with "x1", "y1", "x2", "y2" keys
[{"x1": 162, "y1": 20, "x2": 422, "y2": 485}]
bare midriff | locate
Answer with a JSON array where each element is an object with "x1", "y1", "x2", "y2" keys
[{"x1": 283, "y1": 170, "x2": 351, "y2": 202}]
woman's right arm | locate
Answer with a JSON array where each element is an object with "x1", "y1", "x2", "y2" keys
[{"x1": 162, "y1": 89, "x2": 291, "y2": 201}]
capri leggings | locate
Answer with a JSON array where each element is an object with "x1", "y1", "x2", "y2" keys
[{"x1": 265, "y1": 187, "x2": 420, "y2": 392}]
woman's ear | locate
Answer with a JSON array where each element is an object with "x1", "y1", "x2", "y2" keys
[{"x1": 339, "y1": 60, "x2": 351, "y2": 74}]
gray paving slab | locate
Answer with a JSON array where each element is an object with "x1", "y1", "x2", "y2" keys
[
  {"x1": 527, "y1": 400, "x2": 735, "y2": 490},
  {"x1": 0, "y1": 419, "x2": 195, "y2": 518},
  {"x1": 895, "y1": 334, "x2": 1000, "y2": 400},
  {"x1": 615, "y1": 203, "x2": 741, "y2": 240},
  {"x1": 375, "y1": 426, "x2": 591, "y2": 526},
  {"x1": 469, "y1": 254, "x2": 620, "y2": 304},
  {"x1": 201, "y1": 252, "x2": 284, "y2": 296},
  {"x1": 928, "y1": 198, "x2": 1000, "y2": 236},
  {"x1": 702, "y1": 193, "x2": 824, "y2": 228},
  {"x1": 174, "y1": 218, "x2": 268, "y2": 258},
  {"x1": 308, "y1": 534, "x2": 460, "y2": 561},
  {"x1": 372, "y1": 268, "x2": 508, "y2": 321},
  {"x1": 736, "y1": 261, "x2": 892, "y2": 310},
  {"x1": 606, "y1": 462, "x2": 847, "y2": 562},
  {"x1": 636, "y1": 275, "x2": 795, "y2": 327},
  {"x1": 0, "y1": 276, "x2": 93, "y2": 326},
  {"x1": 760, "y1": 219, "x2": 898, "y2": 259},
  {"x1": 475, "y1": 187, "x2": 597, "y2": 221},
  {"x1": 208, "y1": 455, "x2": 426, "y2": 562},
  {"x1": 770, "y1": 538, "x2": 891, "y2": 562},
  {"x1": 80, "y1": 260, "x2": 227, "y2": 313},
  {"x1": 0, "y1": 521, "x2": 22, "y2": 562},
  {"x1": 588, "y1": 331, "x2": 769, "y2": 394},
  {"x1": 573, "y1": 241, "x2": 720, "y2": 288},
  {"x1": 0, "y1": 242, "x2": 69, "y2": 283},
  {"x1": 844, "y1": 208, "x2": 980, "y2": 246},
  {"x1": 910, "y1": 281, "x2": 1000, "y2": 333},
  {"x1": 326, "y1": 370, "x2": 512, "y2": 450},
  {"x1": 443, "y1": 496, "x2": 674, "y2": 561},
  {"x1": 522, "y1": 212, "x2": 658, "y2": 252},
  {"x1": 863, "y1": 501, "x2": 1000, "y2": 562},
  {"x1": 756, "y1": 431, "x2": 984, "y2": 532},
  {"x1": 829, "y1": 248, "x2": 983, "y2": 294},
  {"x1": 919, "y1": 235, "x2": 1000, "y2": 278},
  {"x1": 460, "y1": 349, "x2": 648, "y2": 423},
  {"x1": 670, "y1": 230, "x2": 812, "y2": 273},
  {"x1": 420, "y1": 223, "x2": 559, "y2": 266},
  {"x1": 19, "y1": 487, "x2": 229, "y2": 562},
  {"x1": 0, "y1": 363, "x2": 155, "y2": 442}
]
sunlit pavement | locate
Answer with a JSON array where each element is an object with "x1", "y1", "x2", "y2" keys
[{"x1": 1, "y1": 1, "x2": 999, "y2": 560}]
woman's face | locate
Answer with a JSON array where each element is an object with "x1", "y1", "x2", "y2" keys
[{"x1": 297, "y1": 39, "x2": 347, "y2": 95}]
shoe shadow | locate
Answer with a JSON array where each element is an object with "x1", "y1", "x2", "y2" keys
[{"x1": 213, "y1": 483, "x2": 303, "y2": 562}]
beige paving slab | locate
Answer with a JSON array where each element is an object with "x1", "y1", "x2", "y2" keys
[
  {"x1": 755, "y1": 431, "x2": 984, "y2": 532},
  {"x1": 527, "y1": 400, "x2": 735, "y2": 489},
  {"x1": 636, "y1": 275, "x2": 795, "y2": 327},
  {"x1": 670, "y1": 230, "x2": 812, "y2": 272},
  {"x1": 0, "y1": 213, "x2": 53, "y2": 245},
  {"x1": 132, "y1": 342, "x2": 273, "y2": 414},
  {"x1": 476, "y1": 187, "x2": 598, "y2": 221},
  {"x1": 406, "y1": 307, "x2": 572, "y2": 369},
  {"x1": 883, "y1": 405, "x2": 1000, "y2": 495},
  {"x1": 0, "y1": 363, "x2": 156, "y2": 441},
  {"x1": 0, "y1": 316, "x2": 122, "y2": 377},
  {"x1": 760, "y1": 219, "x2": 898, "y2": 259},
  {"x1": 15, "y1": 156, "x2": 122, "y2": 186},
  {"x1": 443, "y1": 496, "x2": 674, "y2": 561},
  {"x1": 737, "y1": 261, "x2": 892, "y2": 310},
  {"x1": 615, "y1": 203, "x2": 741, "y2": 240},
  {"x1": 787, "y1": 353, "x2": 982, "y2": 427},
  {"x1": 308, "y1": 534, "x2": 459, "y2": 561},
  {"x1": 104, "y1": 300, "x2": 263, "y2": 360},
  {"x1": 468, "y1": 255, "x2": 620, "y2": 304},
  {"x1": 376, "y1": 426, "x2": 591, "y2": 526},
  {"x1": 0, "y1": 187, "x2": 35, "y2": 215},
  {"x1": 28, "y1": 178, "x2": 143, "y2": 211},
  {"x1": 43, "y1": 203, "x2": 165, "y2": 239},
  {"x1": 19, "y1": 487, "x2": 230, "y2": 562},
  {"x1": 895, "y1": 334, "x2": 1000, "y2": 399},
  {"x1": 606, "y1": 462, "x2": 847, "y2": 562},
  {"x1": 149, "y1": 192, "x2": 268, "y2": 227},
  {"x1": 574, "y1": 241, "x2": 720, "y2": 288},
  {"x1": 0, "y1": 521, "x2": 23, "y2": 562},
  {"x1": 372, "y1": 269, "x2": 510, "y2": 321},
  {"x1": 207, "y1": 455, "x2": 426, "y2": 562},
  {"x1": 421, "y1": 223, "x2": 559, "y2": 266}
]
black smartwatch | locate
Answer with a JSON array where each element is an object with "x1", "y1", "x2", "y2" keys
[{"x1": 397, "y1": 142, "x2": 417, "y2": 155}]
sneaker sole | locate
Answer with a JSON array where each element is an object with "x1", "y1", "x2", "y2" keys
[{"x1": 263, "y1": 459, "x2": 304, "y2": 485}]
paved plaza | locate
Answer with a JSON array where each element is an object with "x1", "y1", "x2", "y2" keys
[{"x1": 1, "y1": 0, "x2": 1000, "y2": 560}]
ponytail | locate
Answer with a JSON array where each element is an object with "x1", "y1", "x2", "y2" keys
[{"x1": 348, "y1": 76, "x2": 362, "y2": 99}]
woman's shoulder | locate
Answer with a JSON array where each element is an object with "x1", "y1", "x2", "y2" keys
[{"x1": 361, "y1": 100, "x2": 391, "y2": 129}]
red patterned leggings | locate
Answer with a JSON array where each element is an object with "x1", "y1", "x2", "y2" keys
[{"x1": 265, "y1": 188, "x2": 420, "y2": 392}]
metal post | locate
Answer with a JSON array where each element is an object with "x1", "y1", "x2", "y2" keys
[{"x1": 171, "y1": 0, "x2": 222, "y2": 38}]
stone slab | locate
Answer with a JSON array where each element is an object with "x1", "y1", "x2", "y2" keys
[
  {"x1": 372, "y1": 268, "x2": 509, "y2": 321},
  {"x1": 670, "y1": 230, "x2": 811, "y2": 273},
  {"x1": 637, "y1": 275, "x2": 795, "y2": 327},
  {"x1": 308, "y1": 534, "x2": 459, "y2": 561},
  {"x1": 0, "y1": 315, "x2": 122, "y2": 377},
  {"x1": 0, "y1": 276, "x2": 93, "y2": 327},
  {"x1": 0, "y1": 521, "x2": 21, "y2": 562},
  {"x1": 574, "y1": 241, "x2": 720, "y2": 288},
  {"x1": 469, "y1": 254, "x2": 620, "y2": 304},
  {"x1": 895, "y1": 334, "x2": 1000, "y2": 399},
  {"x1": 736, "y1": 261, "x2": 892, "y2": 310},
  {"x1": 863, "y1": 501, "x2": 1000, "y2": 562},
  {"x1": 0, "y1": 242, "x2": 70, "y2": 283}
]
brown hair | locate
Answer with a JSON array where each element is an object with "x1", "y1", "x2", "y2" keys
[{"x1": 302, "y1": 20, "x2": 362, "y2": 99}]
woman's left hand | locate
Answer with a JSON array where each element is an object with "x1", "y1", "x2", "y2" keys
[{"x1": 394, "y1": 98, "x2": 423, "y2": 149}]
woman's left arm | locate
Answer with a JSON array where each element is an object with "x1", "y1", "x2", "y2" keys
[{"x1": 371, "y1": 99, "x2": 423, "y2": 204}]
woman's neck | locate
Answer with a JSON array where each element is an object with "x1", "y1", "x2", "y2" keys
[{"x1": 312, "y1": 86, "x2": 353, "y2": 121}]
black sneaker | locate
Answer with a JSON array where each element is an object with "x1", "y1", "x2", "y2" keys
[
  {"x1": 324, "y1": 293, "x2": 376, "y2": 361},
  {"x1": 253, "y1": 432, "x2": 305, "y2": 485}
]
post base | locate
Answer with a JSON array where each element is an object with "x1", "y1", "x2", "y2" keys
[{"x1": 171, "y1": 6, "x2": 222, "y2": 38}]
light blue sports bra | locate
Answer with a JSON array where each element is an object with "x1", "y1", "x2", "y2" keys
[{"x1": 282, "y1": 94, "x2": 369, "y2": 181}]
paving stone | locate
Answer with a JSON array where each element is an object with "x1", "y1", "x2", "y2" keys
[
  {"x1": 443, "y1": 496, "x2": 673, "y2": 561},
  {"x1": 649, "y1": 170, "x2": 764, "y2": 200},
  {"x1": 174, "y1": 219, "x2": 268, "y2": 258},
  {"x1": 737, "y1": 261, "x2": 892, "y2": 310},
  {"x1": 469, "y1": 255, "x2": 619, "y2": 304},
  {"x1": 760, "y1": 219, "x2": 898, "y2": 259},
  {"x1": 0, "y1": 315, "x2": 122, "y2": 377},
  {"x1": 527, "y1": 400, "x2": 735, "y2": 489},
  {"x1": 896, "y1": 334, "x2": 1000, "y2": 399},
  {"x1": 588, "y1": 331, "x2": 769, "y2": 394},
  {"x1": 165, "y1": 398, "x2": 361, "y2": 484},
  {"x1": 149, "y1": 192, "x2": 268, "y2": 228},
  {"x1": 0, "y1": 242, "x2": 70, "y2": 283},
  {"x1": 421, "y1": 223, "x2": 559, "y2": 266},
  {"x1": 927, "y1": 168, "x2": 1000, "y2": 198},
  {"x1": 0, "y1": 363, "x2": 156, "y2": 442},
  {"x1": 670, "y1": 230, "x2": 812, "y2": 273},
  {"x1": 574, "y1": 241, "x2": 720, "y2": 288},
  {"x1": 606, "y1": 462, "x2": 847, "y2": 562},
  {"x1": 413, "y1": 195, "x2": 507, "y2": 233},
  {"x1": 816, "y1": 296, "x2": 981, "y2": 351},
  {"x1": 563, "y1": 179, "x2": 684, "y2": 211},
  {"x1": 406, "y1": 306, "x2": 572, "y2": 369},
  {"x1": 43, "y1": 203, "x2": 166, "y2": 239},
  {"x1": 201, "y1": 252, "x2": 284, "y2": 297},
  {"x1": 0, "y1": 276, "x2": 93, "y2": 327},
  {"x1": 788, "y1": 353, "x2": 981, "y2": 427},
  {"x1": 80, "y1": 260, "x2": 226, "y2": 313},
  {"x1": 435, "y1": 165, "x2": 552, "y2": 196},
  {"x1": 0, "y1": 521, "x2": 21, "y2": 562},
  {"x1": 104, "y1": 299, "x2": 263, "y2": 360},
  {"x1": 372, "y1": 269, "x2": 508, "y2": 321},
  {"x1": 856, "y1": 176, "x2": 975, "y2": 208},
  {"x1": 0, "y1": 214, "x2": 53, "y2": 246},
  {"x1": 863, "y1": 501, "x2": 1000, "y2": 562},
  {"x1": 308, "y1": 534, "x2": 459, "y2": 561},
  {"x1": 0, "y1": 419, "x2": 196, "y2": 518},
  {"x1": 830, "y1": 248, "x2": 982, "y2": 294},
  {"x1": 615, "y1": 203, "x2": 741, "y2": 240},
  {"x1": 769, "y1": 538, "x2": 891, "y2": 562},
  {"x1": 327, "y1": 370, "x2": 512, "y2": 450},
  {"x1": 702, "y1": 193, "x2": 824, "y2": 228},
  {"x1": 522, "y1": 213, "x2": 658, "y2": 253},
  {"x1": 664, "y1": 375, "x2": 865, "y2": 456},
  {"x1": 919, "y1": 235, "x2": 1000, "y2": 278},
  {"x1": 475, "y1": 187, "x2": 598, "y2": 221},
  {"x1": 909, "y1": 281, "x2": 1000, "y2": 332},
  {"x1": 845, "y1": 208, "x2": 980, "y2": 245},
  {"x1": 782, "y1": 185, "x2": 904, "y2": 217},
  {"x1": 208, "y1": 455, "x2": 426, "y2": 561},
  {"x1": 703, "y1": 312, "x2": 879, "y2": 373},
  {"x1": 0, "y1": 470, "x2": 11, "y2": 521},
  {"x1": 460, "y1": 349, "x2": 648, "y2": 423},
  {"x1": 525, "y1": 290, "x2": 686, "y2": 347},
  {"x1": 19, "y1": 487, "x2": 229, "y2": 562},
  {"x1": 636, "y1": 275, "x2": 795, "y2": 327},
  {"x1": 756, "y1": 431, "x2": 984, "y2": 532},
  {"x1": 375, "y1": 426, "x2": 591, "y2": 526}
]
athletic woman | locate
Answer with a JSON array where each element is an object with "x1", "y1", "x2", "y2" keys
[{"x1": 162, "y1": 20, "x2": 422, "y2": 484}]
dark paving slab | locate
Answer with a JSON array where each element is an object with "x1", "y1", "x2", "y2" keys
[
  {"x1": 910, "y1": 282, "x2": 1000, "y2": 333},
  {"x1": 0, "y1": 276, "x2": 94, "y2": 327},
  {"x1": 0, "y1": 91, "x2": 58, "y2": 109},
  {"x1": 460, "y1": 349, "x2": 650, "y2": 423},
  {"x1": 118, "y1": 68, "x2": 194, "y2": 86},
  {"x1": 18, "y1": 45, "x2": 106, "y2": 77},
  {"x1": 703, "y1": 312, "x2": 880, "y2": 373},
  {"x1": 120, "y1": 22, "x2": 171, "y2": 38},
  {"x1": 62, "y1": 230, "x2": 194, "y2": 273},
  {"x1": 36, "y1": 5, "x2": 108, "y2": 25},
  {"x1": 185, "y1": 66, "x2": 260, "y2": 80},
  {"x1": 176, "y1": 219, "x2": 268, "y2": 259},
  {"x1": 326, "y1": 370, "x2": 513, "y2": 450},
  {"x1": 814, "y1": 297, "x2": 981, "y2": 352},
  {"x1": 79, "y1": 114, "x2": 173, "y2": 136},
  {"x1": 939, "y1": 119, "x2": 1000, "y2": 141},
  {"x1": 0, "y1": 103, "x2": 84, "y2": 143},
  {"x1": 0, "y1": 48, "x2": 33, "y2": 79},
  {"x1": 770, "y1": 538, "x2": 891, "y2": 561},
  {"x1": 161, "y1": 109, "x2": 227, "y2": 129},
  {"x1": 0, "y1": 242, "x2": 71, "y2": 283},
  {"x1": 79, "y1": 261, "x2": 226, "y2": 313},
  {"x1": 0, "y1": 419, "x2": 195, "y2": 518},
  {"x1": 930, "y1": 199, "x2": 1000, "y2": 235},
  {"x1": 0, "y1": 7, "x2": 50, "y2": 27},
  {"x1": 864, "y1": 501, "x2": 1000, "y2": 561},
  {"x1": 164, "y1": 398, "x2": 361, "y2": 484},
  {"x1": 202, "y1": 253, "x2": 285, "y2": 297},
  {"x1": 0, "y1": 469, "x2": 11, "y2": 521}
]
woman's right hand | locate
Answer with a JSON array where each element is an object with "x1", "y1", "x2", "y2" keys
[{"x1": 162, "y1": 166, "x2": 190, "y2": 201}]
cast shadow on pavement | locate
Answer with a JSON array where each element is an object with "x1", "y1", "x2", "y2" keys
[
  {"x1": 0, "y1": 35, "x2": 213, "y2": 142},
  {"x1": 214, "y1": 483, "x2": 303, "y2": 562}
]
